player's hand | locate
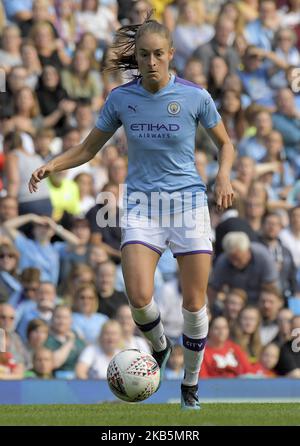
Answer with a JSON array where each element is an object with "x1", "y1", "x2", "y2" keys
[
  {"x1": 214, "y1": 174, "x2": 234, "y2": 211},
  {"x1": 28, "y1": 165, "x2": 52, "y2": 193}
]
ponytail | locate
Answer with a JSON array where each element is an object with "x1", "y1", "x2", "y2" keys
[{"x1": 106, "y1": 16, "x2": 172, "y2": 73}]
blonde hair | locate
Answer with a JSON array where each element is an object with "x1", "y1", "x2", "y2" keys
[
  {"x1": 29, "y1": 20, "x2": 56, "y2": 48},
  {"x1": 222, "y1": 232, "x2": 250, "y2": 253},
  {"x1": 15, "y1": 86, "x2": 40, "y2": 118}
]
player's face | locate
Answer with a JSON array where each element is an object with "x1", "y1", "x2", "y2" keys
[{"x1": 136, "y1": 32, "x2": 174, "y2": 91}]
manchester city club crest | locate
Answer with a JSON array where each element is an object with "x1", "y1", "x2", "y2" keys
[{"x1": 167, "y1": 101, "x2": 181, "y2": 115}]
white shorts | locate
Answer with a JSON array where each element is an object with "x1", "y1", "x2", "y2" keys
[{"x1": 120, "y1": 207, "x2": 213, "y2": 257}]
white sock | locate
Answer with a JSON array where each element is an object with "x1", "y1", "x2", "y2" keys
[
  {"x1": 182, "y1": 305, "x2": 208, "y2": 386},
  {"x1": 130, "y1": 299, "x2": 167, "y2": 352}
]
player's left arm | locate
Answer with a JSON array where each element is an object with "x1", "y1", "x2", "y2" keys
[{"x1": 207, "y1": 121, "x2": 236, "y2": 211}]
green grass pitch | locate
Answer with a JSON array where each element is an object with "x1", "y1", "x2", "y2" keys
[{"x1": 0, "y1": 403, "x2": 299, "y2": 425}]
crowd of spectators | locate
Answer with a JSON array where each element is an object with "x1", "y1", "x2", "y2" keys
[{"x1": 0, "y1": 0, "x2": 300, "y2": 381}]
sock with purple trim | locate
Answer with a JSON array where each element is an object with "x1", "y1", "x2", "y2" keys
[
  {"x1": 130, "y1": 299, "x2": 167, "y2": 352},
  {"x1": 182, "y1": 305, "x2": 208, "y2": 386}
]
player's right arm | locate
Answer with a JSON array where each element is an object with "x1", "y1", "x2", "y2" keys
[{"x1": 28, "y1": 127, "x2": 114, "y2": 193}]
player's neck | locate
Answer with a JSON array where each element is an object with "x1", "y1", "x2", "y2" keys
[{"x1": 141, "y1": 73, "x2": 171, "y2": 93}]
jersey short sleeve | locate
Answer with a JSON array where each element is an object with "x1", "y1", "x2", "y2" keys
[
  {"x1": 197, "y1": 89, "x2": 221, "y2": 129},
  {"x1": 95, "y1": 91, "x2": 122, "y2": 133}
]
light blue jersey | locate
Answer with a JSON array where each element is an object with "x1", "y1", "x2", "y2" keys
[{"x1": 96, "y1": 74, "x2": 221, "y2": 215}]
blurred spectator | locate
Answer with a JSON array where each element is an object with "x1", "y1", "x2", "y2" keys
[
  {"x1": 172, "y1": 0, "x2": 214, "y2": 74},
  {"x1": 18, "y1": 0, "x2": 57, "y2": 38},
  {"x1": 222, "y1": 73, "x2": 252, "y2": 109},
  {"x1": 75, "y1": 0, "x2": 120, "y2": 46},
  {"x1": 62, "y1": 126, "x2": 98, "y2": 182},
  {"x1": 86, "y1": 243, "x2": 109, "y2": 270},
  {"x1": 192, "y1": 15, "x2": 239, "y2": 76},
  {"x1": 76, "y1": 319, "x2": 123, "y2": 379},
  {"x1": 0, "y1": 69, "x2": 37, "y2": 152},
  {"x1": 61, "y1": 262, "x2": 95, "y2": 302},
  {"x1": 20, "y1": 40, "x2": 42, "y2": 89},
  {"x1": 29, "y1": 20, "x2": 69, "y2": 69},
  {"x1": 86, "y1": 183, "x2": 122, "y2": 261},
  {"x1": 74, "y1": 173, "x2": 95, "y2": 215},
  {"x1": 45, "y1": 305, "x2": 85, "y2": 379},
  {"x1": 97, "y1": 148, "x2": 119, "y2": 188},
  {"x1": 222, "y1": 287, "x2": 248, "y2": 331},
  {"x1": 0, "y1": 25, "x2": 22, "y2": 72},
  {"x1": 0, "y1": 243, "x2": 21, "y2": 304},
  {"x1": 260, "y1": 212, "x2": 297, "y2": 298},
  {"x1": 231, "y1": 156, "x2": 256, "y2": 200},
  {"x1": 76, "y1": 32, "x2": 102, "y2": 71},
  {"x1": 209, "y1": 232, "x2": 278, "y2": 304},
  {"x1": 11, "y1": 86, "x2": 48, "y2": 137},
  {"x1": 259, "y1": 284, "x2": 284, "y2": 345},
  {"x1": 251, "y1": 342, "x2": 280, "y2": 376},
  {"x1": 73, "y1": 100, "x2": 94, "y2": 141},
  {"x1": 244, "y1": 0, "x2": 281, "y2": 50},
  {"x1": 260, "y1": 130, "x2": 294, "y2": 202},
  {"x1": 16, "y1": 281, "x2": 57, "y2": 341},
  {"x1": 60, "y1": 125, "x2": 80, "y2": 152},
  {"x1": 129, "y1": 0, "x2": 152, "y2": 26},
  {"x1": 0, "y1": 303, "x2": 27, "y2": 379},
  {"x1": 232, "y1": 305, "x2": 262, "y2": 363},
  {"x1": 279, "y1": 206, "x2": 300, "y2": 271},
  {"x1": 238, "y1": 46, "x2": 288, "y2": 110},
  {"x1": 54, "y1": 0, "x2": 80, "y2": 56},
  {"x1": 218, "y1": 89, "x2": 247, "y2": 145},
  {"x1": 35, "y1": 65, "x2": 76, "y2": 136},
  {"x1": 270, "y1": 28, "x2": 300, "y2": 89},
  {"x1": 208, "y1": 56, "x2": 229, "y2": 102},
  {"x1": 275, "y1": 315, "x2": 300, "y2": 377},
  {"x1": 0, "y1": 196, "x2": 18, "y2": 226},
  {"x1": 165, "y1": 344, "x2": 185, "y2": 379},
  {"x1": 244, "y1": 193, "x2": 268, "y2": 233},
  {"x1": 238, "y1": 110, "x2": 273, "y2": 162},
  {"x1": 4, "y1": 132, "x2": 52, "y2": 215},
  {"x1": 71, "y1": 283, "x2": 108, "y2": 344},
  {"x1": 61, "y1": 49, "x2": 103, "y2": 111},
  {"x1": 10, "y1": 267, "x2": 41, "y2": 308},
  {"x1": 272, "y1": 88, "x2": 300, "y2": 174},
  {"x1": 108, "y1": 156, "x2": 127, "y2": 188},
  {"x1": 47, "y1": 171, "x2": 80, "y2": 221},
  {"x1": 25, "y1": 347, "x2": 55, "y2": 379},
  {"x1": 272, "y1": 307, "x2": 293, "y2": 347},
  {"x1": 3, "y1": 213, "x2": 78, "y2": 284},
  {"x1": 95, "y1": 260, "x2": 128, "y2": 318},
  {"x1": 183, "y1": 57, "x2": 207, "y2": 87},
  {"x1": 200, "y1": 316, "x2": 253, "y2": 377},
  {"x1": 115, "y1": 304, "x2": 150, "y2": 352},
  {"x1": 281, "y1": 0, "x2": 300, "y2": 49},
  {"x1": 34, "y1": 128, "x2": 56, "y2": 162},
  {"x1": 25, "y1": 318, "x2": 49, "y2": 364},
  {"x1": 56, "y1": 216, "x2": 91, "y2": 282}
]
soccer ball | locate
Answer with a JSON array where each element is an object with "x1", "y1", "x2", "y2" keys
[{"x1": 107, "y1": 349, "x2": 160, "y2": 402}]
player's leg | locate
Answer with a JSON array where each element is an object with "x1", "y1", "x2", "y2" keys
[
  {"x1": 121, "y1": 243, "x2": 171, "y2": 357},
  {"x1": 176, "y1": 252, "x2": 211, "y2": 409}
]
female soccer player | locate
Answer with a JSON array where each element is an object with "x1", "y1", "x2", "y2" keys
[{"x1": 29, "y1": 19, "x2": 235, "y2": 410}]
